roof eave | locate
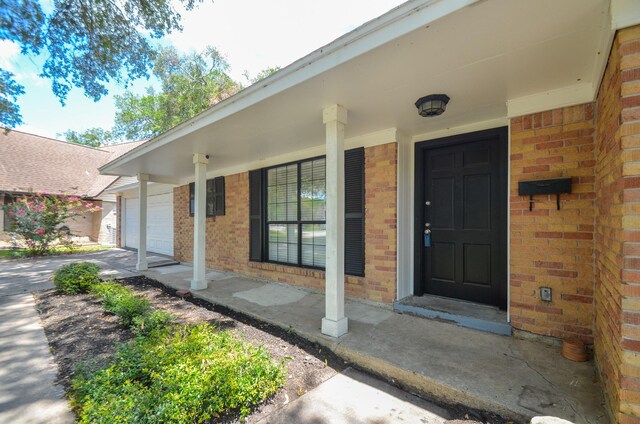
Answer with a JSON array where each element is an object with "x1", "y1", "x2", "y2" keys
[{"x1": 100, "y1": 0, "x2": 479, "y2": 176}]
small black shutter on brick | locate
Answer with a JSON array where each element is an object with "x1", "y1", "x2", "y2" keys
[
  {"x1": 190, "y1": 176, "x2": 225, "y2": 216},
  {"x1": 189, "y1": 182, "x2": 195, "y2": 216},
  {"x1": 210, "y1": 177, "x2": 225, "y2": 216},
  {"x1": 249, "y1": 170, "x2": 264, "y2": 262},
  {"x1": 344, "y1": 147, "x2": 365, "y2": 276}
]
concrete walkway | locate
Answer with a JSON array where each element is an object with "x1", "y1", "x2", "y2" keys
[
  {"x1": 140, "y1": 258, "x2": 607, "y2": 423},
  {"x1": 0, "y1": 292, "x2": 72, "y2": 424},
  {"x1": 0, "y1": 249, "x2": 161, "y2": 424}
]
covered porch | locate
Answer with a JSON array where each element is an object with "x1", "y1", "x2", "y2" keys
[
  {"x1": 97, "y1": 0, "x2": 640, "y2": 419},
  {"x1": 137, "y1": 260, "x2": 606, "y2": 422},
  {"x1": 100, "y1": 0, "x2": 617, "y2": 338}
]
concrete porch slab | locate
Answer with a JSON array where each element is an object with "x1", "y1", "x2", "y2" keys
[
  {"x1": 265, "y1": 367, "x2": 451, "y2": 424},
  {"x1": 153, "y1": 264, "x2": 192, "y2": 274},
  {"x1": 233, "y1": 283, "x2": 308, "y2": 307},
  {"x1": 141, "y1": 264, "x2": 606, "y2": 423},
  {"x1": 395, "y1": 295, "x2": 512, "y2": 336}
]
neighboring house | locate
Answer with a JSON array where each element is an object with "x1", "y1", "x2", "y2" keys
[
  {"x1": 100, "y1": 0, "x2": 640, "y2": 420},
  {"x1": 0, "y1": 129, "x2": 143, "y2": 245}
]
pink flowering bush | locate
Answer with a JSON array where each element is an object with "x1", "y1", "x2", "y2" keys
[{"x1": 3, "y1": 194, "x2": 101, "y2": 255}]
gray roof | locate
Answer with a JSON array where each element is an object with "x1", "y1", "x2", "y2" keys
[{"x1": 0, "y1": 129, "x2": 144, "y2": 198}]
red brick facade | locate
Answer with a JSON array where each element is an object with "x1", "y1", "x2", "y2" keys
[
  {"x1": 167, "y1": 25, "x2": 640, "y2": 419},
  {"x1": 509, "y1": 104, "x2": 596, "y2": 342},
  {"x1": 173, "y1": 142, "x2": 398, "y2": 304},
  {"x1": 594, "y1": 26, "x2": 640, "y2": 422}
]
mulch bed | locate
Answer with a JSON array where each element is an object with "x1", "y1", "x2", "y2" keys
[
  {"x1": 34, "y1": 275, "x2": 511, "y2": 423},
  {"x1": 34, "y1": 276, "x2": 343, "y2": 423}
]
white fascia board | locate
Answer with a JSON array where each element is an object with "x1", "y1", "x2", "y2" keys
[
  {"x1": 611, "y1": 0, "x2": 640, "y2": 30},
  {"x1": 146, "y1": 176, "x2": 180, "y2": 185},
  {"x1": 100, "y1": 0, "x2": 479, "y2": 176},
  {"x1": 105, "y1": 181, "x2": 176, "y2": 195},
  {"x1": 194, "y1": 128, "x2": 399, "y2": 183},
  {"x1": 345, "y1": 127, "x2": 399, "y2": 149},
  {"x1": 593, "y1": 15, "x2": 616, "y2": 108},
  {"x1": 410, "y1": 117, "x2": 509, "y2": 144},
  {"x1": 506, "y1": 83, "x2": 594, "y2": 118}
]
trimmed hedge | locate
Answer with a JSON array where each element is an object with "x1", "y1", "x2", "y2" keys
[{"x1": 53, "y1": 262, "x2": 100, "y2": 294}]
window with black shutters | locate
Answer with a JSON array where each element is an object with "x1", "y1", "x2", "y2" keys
[
  {"x1": 249, "y1": 148, "x2": 364, "y2": 276},
  {"x1": 189, "y1": 176, "x2": 225, "y2": 217}
]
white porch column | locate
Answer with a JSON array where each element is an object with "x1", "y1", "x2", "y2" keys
[
  {"x1": 136, "y1": 173, "x2": 149, "y2": 271},
  {"x1": 321, "y1": 104, "x2": 348, "y2": 338},
  {"x1": 191, "y1": 153, "x2": 209, "y2": 290}
]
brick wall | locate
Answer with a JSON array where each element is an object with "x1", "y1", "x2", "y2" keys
[
  {"x1": 509, "y1": 104, "x2": 596, "y2": 342},
  {"x1": 594, "y1": 25, "x2": 640, "y2": 423},
  {"x1": 174, "y1": 142, "x2": 398, "y2": 304}
]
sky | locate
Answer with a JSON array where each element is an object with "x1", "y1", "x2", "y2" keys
[{"x1": 1, "y1": 0, "x2": 406, "y2": 140}]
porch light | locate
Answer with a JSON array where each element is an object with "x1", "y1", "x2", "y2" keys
[{"x1": 415, "y1": 94, "x2": 450, "y2": 117}]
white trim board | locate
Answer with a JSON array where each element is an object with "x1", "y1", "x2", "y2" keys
[{"x1": 197, "y1": 127, "x2": 401, "y2": 183}]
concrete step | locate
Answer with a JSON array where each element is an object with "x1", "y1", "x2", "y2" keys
[{"x1": 394, "y1": 295, "x2": 512, "y2": 336}]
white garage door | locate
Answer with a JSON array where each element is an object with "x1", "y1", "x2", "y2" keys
[{"x1": 124, "y1": 192, "x2": 174, "y2": 256}]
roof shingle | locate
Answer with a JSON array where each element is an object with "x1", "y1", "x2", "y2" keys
[{"x1": 0, "y1": 130, "x2": 144, "y2": 198}]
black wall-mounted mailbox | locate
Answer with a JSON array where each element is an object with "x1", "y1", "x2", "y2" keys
[{"x1": 518, "y1": 178, "x2": 572, "y2": 211}]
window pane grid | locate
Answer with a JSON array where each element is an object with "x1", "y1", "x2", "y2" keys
[
  {"x1": 301, "y1": 158, "x2": 326, "y2": 222},
  {"x1": 266, "y1": 159, "x2": 326, "y2": 268},
  {"x1": 301, "y1": 223, "x2": 326, "y2": 267}
]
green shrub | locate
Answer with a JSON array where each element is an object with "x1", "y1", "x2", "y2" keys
[
  {"x1": 53, "y1": 262, "x2": 100, "y2": 294},
  {"x1": 91, "y1": 282, "x2": 150, "y2": 327},
  {"x1": 132, "y1": 310, "x2": 173, "y2": 336},
  {"x1": 108, "y1": 294, "x2": 151, "y2": 327},
  {"x1": 71, "y1": 324, "x2": 286, "y2": 423},
  {"x1": 90, "y1": 281, "x2": 129, "y2": 299}
]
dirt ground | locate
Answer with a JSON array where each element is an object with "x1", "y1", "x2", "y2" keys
[{"x1": 34, "y1": 276, "x2": 511, "y2": 423}]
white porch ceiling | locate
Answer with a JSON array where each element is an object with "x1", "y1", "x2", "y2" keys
[{"x1": 101, "y1": 0, "x2": 611, "y2": 184}]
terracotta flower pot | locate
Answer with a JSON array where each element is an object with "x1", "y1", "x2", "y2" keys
[{"x1": 561, "y1": 338, "x2": 588, "y2": 362}]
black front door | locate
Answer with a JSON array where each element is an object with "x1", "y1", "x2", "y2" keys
[{"x1": 414, "y1": 127, "x2": 507, "y2": 309}]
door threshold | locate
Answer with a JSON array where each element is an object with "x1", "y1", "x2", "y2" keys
[{"x1": 394, "y1": 295, "x2": 511, "y2": 336}]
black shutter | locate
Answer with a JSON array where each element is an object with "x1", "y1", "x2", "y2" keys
[
  {"x1": 203, "y1": 177, "x2": 225, "y2": 217},
  {"x1": 206, "y1": 179, "x2": 214, "y2": 216},
  {"x1": 345, "y1": 147, "x2": 365, "y2": 276},
  {"x1": 189, "y1": 182, "x2": 195, "y2": 216},
  {"x1": 249, "y1": 170, "x2": 264, "y2": 262},
  {"x1": 215, "y1": 176, "x2": 225, "y2": 216}
]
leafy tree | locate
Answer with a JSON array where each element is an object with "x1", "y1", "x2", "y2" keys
[
  {"x1": 244, "y1": 66, "x2": 281, "y2": 85},
  {"x1": 0, "y1": 0, "x2": 203, "y2": 128},
  {"x1": 113, "y1": 46, "x2": 240, "y2": 140},
  {"x1": 61, "y1": 128, "x2": 115, "y2": 147},
  {"x1": 0, "y1": 69, "x2": 25, "y2": 128}
]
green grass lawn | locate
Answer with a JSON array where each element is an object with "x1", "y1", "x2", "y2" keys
[{"x1": 0, "y1": 244, "x2": 112, "y2": 259}]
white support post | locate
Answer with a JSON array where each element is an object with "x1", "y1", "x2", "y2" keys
[
  {"x1": 321, "y1": 104, "x2": 348, "y2": 338},
  {"x1": 136, "y1": 174, "x2": 149, "y2": 271},
  {"x1": 191, "y1": 153, "x2": 209, "y2": 290}
]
